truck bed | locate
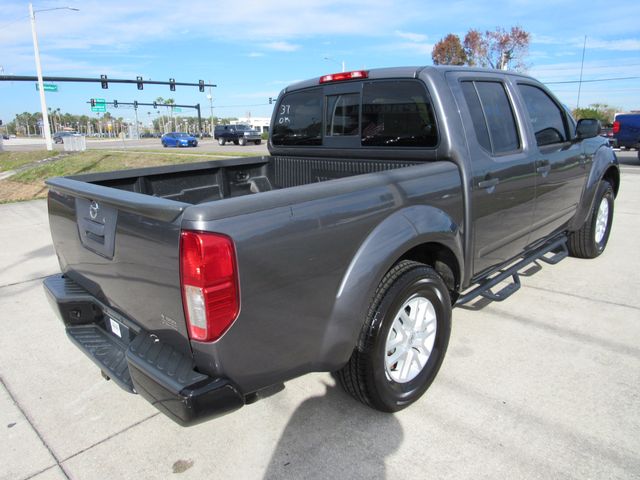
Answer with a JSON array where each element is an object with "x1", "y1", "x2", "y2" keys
[{"x1": 72, "y1": 155, "x2": 421, "y2": 205}]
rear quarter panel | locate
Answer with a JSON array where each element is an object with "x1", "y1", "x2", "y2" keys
[{"x1": 181, "y1": 162, "x2": 463, "y2": 393}]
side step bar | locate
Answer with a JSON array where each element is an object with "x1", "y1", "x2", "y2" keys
[{"x1": 456, "y1": 236, "x2": 568, "y2": 306}]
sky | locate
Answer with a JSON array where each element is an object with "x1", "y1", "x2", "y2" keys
[{"x1": 1, "y1": 0, "x2": 639, "y2": 125}]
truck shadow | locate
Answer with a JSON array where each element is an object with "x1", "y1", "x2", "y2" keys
[{"x1": 263, "y1": 380, "x2": 403, "y2": 480}]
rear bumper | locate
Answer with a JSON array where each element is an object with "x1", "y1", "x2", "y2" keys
[{"x1": 43, "y1": 274, "x2": 244, "y2": 426}]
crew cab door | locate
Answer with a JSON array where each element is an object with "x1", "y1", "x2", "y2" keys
[
  {"x1": 451, "y1": 74, "x2": 537, "y2": 276},
  {"x1": 515, "y1": 83, "x2": 588, "y2": 241}
]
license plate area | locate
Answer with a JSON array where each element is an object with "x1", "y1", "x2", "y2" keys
[{"x1": 104, "y1": 315, "x2": 132, "y2": 345}]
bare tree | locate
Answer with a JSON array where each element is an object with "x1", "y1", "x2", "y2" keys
[
  {"x1": 432, "y1": 26, "x2": 531, "y2": 71},
  {"x1": 432, "y1": 34, "x2": 468, "y2": 65}
]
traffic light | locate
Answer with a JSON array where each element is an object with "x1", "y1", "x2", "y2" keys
[
  {"x1": 133, "y1": 101, "x2": 138, "y2": 109},
  {"x1": 199, "y1": 80, "x2": 204, "y2": 92},
  {"x1": 136, "y1": 76, "x2": 143, "y2": 90},
  {"x1": 113, "y1": 100, "x2": 118, "y2": 108},
  {"x1": 101, "y1": 74, "x2": 108, "y2": 89},
  {"x1": 269, "y1": 97, "x2": 272, "y2": 104},
  {"x1": 170, "y1": 78, "x2": 176, "y2": 92},
  {"x1": 90, "y1": 98, "x2": 96, "y2": 107},
  {"x1": 153, "y1": 101, "x2": 157, "y2": 109}
]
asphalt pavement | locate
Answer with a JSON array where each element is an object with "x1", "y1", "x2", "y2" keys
[{"x1": 0, "y1": 151, "x2": 639, "y2": 480}]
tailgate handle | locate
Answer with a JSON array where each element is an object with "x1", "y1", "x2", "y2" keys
[{"x1": 83, "y1": 219, "x2": 105, "y2": 237}]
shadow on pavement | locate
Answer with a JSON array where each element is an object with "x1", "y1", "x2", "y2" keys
[{"x1": 264, "y1": 380, "x2": 403, "y2": 480}]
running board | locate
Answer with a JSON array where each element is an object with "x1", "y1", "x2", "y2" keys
[{"x1": 456, "y1": 236, "x2": 568, "y2": 306}]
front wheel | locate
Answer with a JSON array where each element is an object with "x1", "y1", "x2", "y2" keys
[
  {"x1": 336, "y1": 260, "x2": 451, "y2": 412},
  {"x1": 239, "y1": 137, "x2": 247, "y2": 146},
  {"x1": 568, "y1": 180, "x2": 614, "y2": 258},
  {"x1": 218, "y1": 137, "x2": 226, "y2": 146}
]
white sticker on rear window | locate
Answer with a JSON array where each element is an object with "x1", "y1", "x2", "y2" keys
[{"x1": 109, "y1": 318, "x2": 122, "y2": 338}]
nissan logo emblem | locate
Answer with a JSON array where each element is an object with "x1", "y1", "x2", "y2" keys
[{"x1": 89, "y1": 201, "x2": 100, "y2": 220}]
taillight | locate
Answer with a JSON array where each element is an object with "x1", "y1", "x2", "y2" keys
[
  {"x1": 612, "y1": 121, "x2": 620, "y2": 134},
  {"x1": 180, "y1": 231, "x2": 239, "y2": 342},
  {"x1": 319, "y1": 70, "x2": 368, "y2": 84}
]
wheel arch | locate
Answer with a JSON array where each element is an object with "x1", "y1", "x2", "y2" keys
[
  {"x1": 569, "y1": 145, "x2": 620, "y2": 231},
  {"x1": 314, "y1": 205, "x2": 464, "y2": 371}
]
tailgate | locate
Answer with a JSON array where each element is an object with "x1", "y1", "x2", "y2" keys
[{"x1": 46, "y1": 176, "x2": 191, "y2": 352}]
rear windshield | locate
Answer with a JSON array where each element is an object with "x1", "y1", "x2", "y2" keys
[{"x1": 271, "y1": 80, "x2": 438, "y2": 148}]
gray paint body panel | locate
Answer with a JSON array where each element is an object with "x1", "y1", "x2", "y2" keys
[{"x1": 45, "y1": 65, "x2": 618, "y2": 397}]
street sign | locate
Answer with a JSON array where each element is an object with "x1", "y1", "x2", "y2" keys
[
  {"x1": 35, "y1": 83, "x2": 58, "y2": 92},
  {"x1": 91, "y1": 98, "x2": 106, "y2": 112},
  {"x1": 173, "y1": 107, "x2": 182, "y2": 113}
]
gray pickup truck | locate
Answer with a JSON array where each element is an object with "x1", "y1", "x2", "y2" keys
[{"x1": 44, "y1": 66, "x2": 619, "y2": 426}]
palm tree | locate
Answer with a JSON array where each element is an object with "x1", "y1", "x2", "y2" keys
[
  {"x1": 165, "y1": 98, "x2": 175, "y2": 132},
  {"x1": 155, "y1": 97, "x2": 166, "y2": 133}
]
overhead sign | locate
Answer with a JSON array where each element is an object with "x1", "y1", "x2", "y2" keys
[
  {"x1": 35, "y1": 83, "x2": 58, "y2": 92},
  {"x1": 91, "y1": 98, "x2": 106, "y2": 112},
  {"x1": 172, "y1": 107, "x2": 182, "y2": 113}
]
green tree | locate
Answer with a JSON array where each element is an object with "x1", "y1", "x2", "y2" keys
[{"x1": 573, "y1": 104, "x2": 618, "y2": 125}]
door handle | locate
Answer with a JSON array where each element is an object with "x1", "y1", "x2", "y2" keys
[
  {"x1": 478, "y1": 178, "x2": 499, "y2": 189},
  {"x1": 536, "y1": 160, "x2": 551, "y2": 175}
]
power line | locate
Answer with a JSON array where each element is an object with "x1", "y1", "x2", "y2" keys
[
  {"x1": 545, "y1": 76, "x2": 640, "y2": 85},
  {"x1": 214, "y1": 103, "x2": 271, "y2": 108}
]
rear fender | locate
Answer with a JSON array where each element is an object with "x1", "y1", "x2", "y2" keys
[
  {"x1": 315, "y1": 205, "x2": 463, "y2": 370},
  {"x1": 569, "y1": 145, "x2": 619, "y2": 231}
]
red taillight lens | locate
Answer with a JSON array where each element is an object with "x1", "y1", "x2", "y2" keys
[
  {"x1": 319, "y1": 70, "x2": 368, "y2": 84},
  {"x1": 180, "y1": 231, "x2": 239, "y2": 342},
  {"x1": 612, "y1": 121, "x2": 620, "y2": 134}
]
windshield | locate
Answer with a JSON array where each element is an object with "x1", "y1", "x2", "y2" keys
[
  {"x1": 176, "y1": 133, "x2": 191, "y2": 137},
  {"x1": 234, "y1": 125, "x2": 251, "y2": 131}
]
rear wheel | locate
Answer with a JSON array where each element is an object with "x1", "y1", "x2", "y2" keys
[
  {"x1": 568, "y1": 180, "x2": 614, "y2": 258},
  {"x1": 255, "y1": 140, "x2": 262, "y2": 145},
  {"x1": 336, "y1": 260, "x2": 451, "y2": 412}
]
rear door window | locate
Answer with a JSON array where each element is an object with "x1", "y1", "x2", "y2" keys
[
  {"x1": 461, "y1": 80, "x2": 520, "y2": 155},
  {"x1": 361, "y1": 80, "x2": 438, "y2": 147}
]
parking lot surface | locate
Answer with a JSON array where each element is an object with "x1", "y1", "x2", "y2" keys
[{"x1": 0, "y1": 151, "x2": 639, "y2": 480}]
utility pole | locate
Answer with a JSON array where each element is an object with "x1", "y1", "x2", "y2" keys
[
  {"x1": 134, "y1": 104, "x2": 139, "y2": 139},
  {"x1": 576, "y1": 36, "x2": 587, "y2": 110},
  {"x1": 29, "y1": 3, "x2": 53, "y2": 150},
  {"x1": 207, "y1": 82, "x2": 214, "y2": 138}
]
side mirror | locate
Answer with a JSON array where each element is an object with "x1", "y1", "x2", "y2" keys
[{"x1": 576, "y1": 118, "x2": 601, "y2": 140}]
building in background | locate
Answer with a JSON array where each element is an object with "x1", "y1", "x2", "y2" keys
[{"x1": 237, "y1": 117, "x2": 271, "y2": 133}]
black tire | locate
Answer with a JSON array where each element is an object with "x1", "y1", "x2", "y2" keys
[
  {"x1": 336, "y1": 260, "x2": 451, "y2": 412},
  {"x1": 568, "y1": 180, "x2": 614, "y2": 258},
  {"x1": 255, "y1": 139, "x2": 261, "y2": 145},
  {"x1": 239, "y1": 137, "x2": 247, "y2": 146},
  {"x1": 218, "y1": 137, "x2": 225, "y2": 146},
  {"x1": 233, "y1": 139, "x2": 240, "y2": 145}
]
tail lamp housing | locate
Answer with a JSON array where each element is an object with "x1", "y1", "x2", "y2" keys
[
  {"x1": 180, "y1": 231, "x2": 239, "y2": 342},
  {"x1": 612, "y1": 121, "x2": 620, "y2": 134}
]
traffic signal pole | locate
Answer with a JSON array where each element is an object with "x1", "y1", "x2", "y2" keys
[{"x1": 88, "y1": 100, "x2": 204, "y2": 136}]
